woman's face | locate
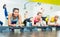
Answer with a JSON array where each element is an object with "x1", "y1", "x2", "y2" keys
[
  {"x1": 37, "y1": 14, "x2": 42, "y2": 19},
  {"x1": 13, "y1": 10, "x2": 19, "y2": 17},
  {"x1": 54, "y1": 17, "x2": 58, "y2": 21}
]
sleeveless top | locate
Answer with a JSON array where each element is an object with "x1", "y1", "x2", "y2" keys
[
  {"x1": 34, "y1": 17, "x2": 40, "y2": 24},
  {"x1": 11, "y1": 14, "x2": 18, "y2": 24}
]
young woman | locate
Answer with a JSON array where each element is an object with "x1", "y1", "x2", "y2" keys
[
  {"x1": 48, "y1": 15, "x2": 60, "y2": 31},
  {"x1": 8, "y1": 8, "x2": 22, "y2": 32},
  {"x1": 23, "y1": 12, "x2": 46, "y2": 26},
  {"x1": 32, "y1": 12, "x2": 46, "y2": 26},
  {"x1": 31, "y1": 12, "x2": 46, "y2": 31},
  {"x1": 48, "y1": 15, "x2": 60, "y2": 26},
  {"x1": 23, "y1": 12, "x2": 46, "y2": 31}
]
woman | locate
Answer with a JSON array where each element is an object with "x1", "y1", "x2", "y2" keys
[
  {"x1": 32, "y1": 12, "x2": 46, "y2": 26},
  {"x1": 23, "y1": 12, "x2": 46, "y2": 31},
  {"x1": 48, "y1": 15, "x2": 60, "y2": 26},
  {"x1": 8, "y1": 8, "x2": 22, "y2": 32},
  {"x1": 31, "y1": 12, "x2": 46, "y2": 31},
  {"x1": 48, "y1": 15, "x2": 60, "y2": 31},
  {"x1": 23, "y1": 12, "x2": 46, "y2": 26}
]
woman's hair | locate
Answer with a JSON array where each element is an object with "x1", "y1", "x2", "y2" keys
[
  {"x1": 54, "y1": 15, "x2": 59, "y2": 18},
  {"x1": 37, "y1": 12, "x2": 42, "y2": 15},
  {"x1": 13, "y1": 8, "x2": 19, "y2": 12}
]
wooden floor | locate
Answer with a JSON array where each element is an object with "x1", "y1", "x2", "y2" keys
[{"x1": 0, "y1": 31, "x2": 59, "y2": 37}]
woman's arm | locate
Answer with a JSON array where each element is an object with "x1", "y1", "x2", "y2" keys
[
  {"x1": 31, "y1": 18, "x2": 34, "y2": 26},
  {"x1": 31, "y1": 17, "x2": 36, "y2": 26},
  {"x1": 8, "y1": 13, "x2": 15, "y2": 26},
  {"x1": 18, "y1": 15, "x2": 22, "y2": 26},
  {"x1": 42, "y1": 21, "x2": 46, "y2": 26},
  {"x1": 48, "y1": 18, "x2": 56, "y2": 26}
]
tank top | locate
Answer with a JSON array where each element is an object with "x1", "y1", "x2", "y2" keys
[
  {"x1": 11, "y1": 14, "x2": 18, "y2": 24},
  {"x1": 34, "y1": 17, "x2": 39, "y2": 24}
]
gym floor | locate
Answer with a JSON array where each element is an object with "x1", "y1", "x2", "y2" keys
[{"x1": 0, "y1": 31, "x2": 59, "y2": 37}]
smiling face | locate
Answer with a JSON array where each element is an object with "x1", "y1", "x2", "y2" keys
[
  {"x1": 37, "y1": 12, "x2": 42, "y2": 18},
  {"x1": 37, "y1": 13, "x2": 42, "y2": 18},
  {"x1": 13, "y1": 8, "x2": 19, "y2": 17},
  {"x1": 13, "y1": 10, "x2": 19, "y2": 17},
  {"x1": 36, "y1": 12, "x2": 42, "y2": 20},
  {"x1": 54, "y1": 16, "x2": 59, "y2": 21}
]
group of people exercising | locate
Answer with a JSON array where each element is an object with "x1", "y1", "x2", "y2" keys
[{"x1": 7, "y1": 8, "x2": 60, "y2": 32}]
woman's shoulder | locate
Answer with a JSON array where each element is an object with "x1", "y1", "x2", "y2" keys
[
  {"x1": 9, "y1": 13, "x2": 12, "y2": 15},
  {"x1": 8, "y1": 13, "x2": 13, "y2": 17},
  {"x1": 18, "y1": 14, "x2": 22, "y2": 17}
]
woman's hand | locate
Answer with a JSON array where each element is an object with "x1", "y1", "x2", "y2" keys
[
  {"x1": 32, "y1": 24, "x2": 37, "y2": 26},
  {"x1": 9, "y1": 24, "x2": 16, "y2": 27}
]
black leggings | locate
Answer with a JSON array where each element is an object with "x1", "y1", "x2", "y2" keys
[
  {"x1": 0, "y1": 21, "x2": 3, "y2": 26},
  {"x1": 23, "y1": 18, "x2": 31, "y2": 26}
]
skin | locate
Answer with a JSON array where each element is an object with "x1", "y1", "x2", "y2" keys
[
  {"x1": 8, "y1": 10, "x2": 22, "y2": 27},
  {"x1": 48, "y1": 16, "x2": 59, "y2": 26},
  {"x1": 31, "y1": 13, "x2": 46, "y2": 26}
]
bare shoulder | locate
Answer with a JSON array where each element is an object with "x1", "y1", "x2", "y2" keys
[
  {"x1": 9, "y1": 13, "x2": 12, "y2": 16},
  {"x1": 8, "y1": 13, "x2": 12, "y2": 18},
  {"x1": 19, "y1": 14, "x2": 21, "y2": 17}
]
